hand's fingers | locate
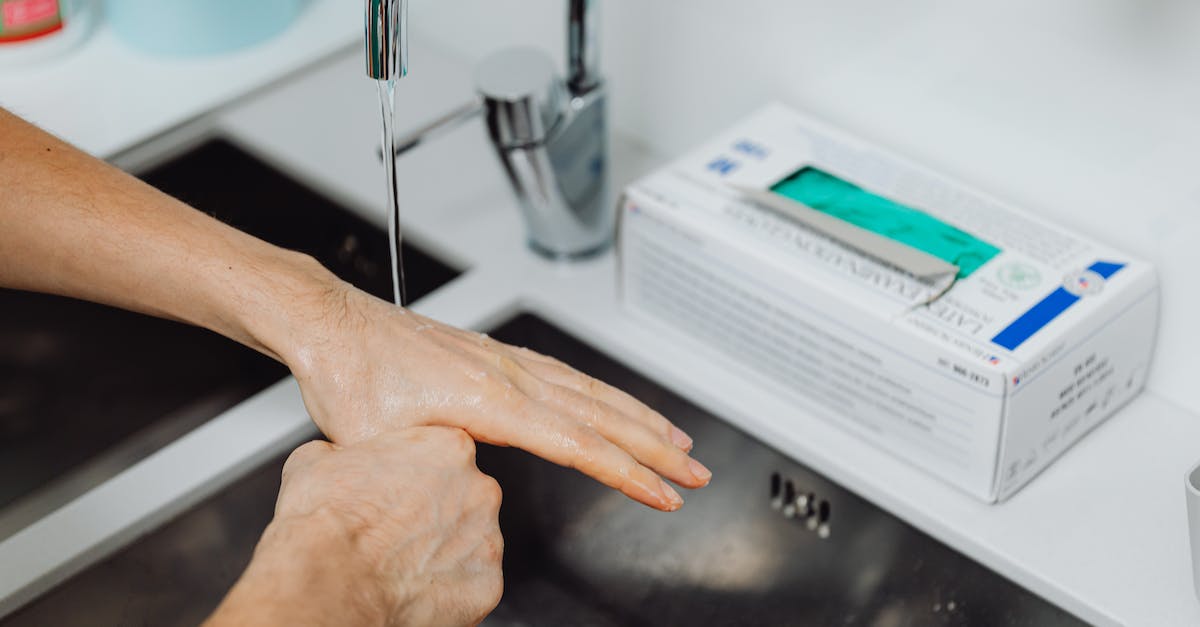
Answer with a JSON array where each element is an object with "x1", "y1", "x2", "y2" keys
[
  {"x1": 516, "y1": 356, "x2": 693, "y2": 452},
  {"x1": 476, "y1": 396, "x2": 684, "y2": 511},
  {"x1": 429, "y1": 319, "x2": 691, "y2": 446},
  {"x1": 440, "y1": 327, "x2": 695, "y2": 452},
  {"x1": 532, "y1": 381, "x2": 710, "y2": 489}
]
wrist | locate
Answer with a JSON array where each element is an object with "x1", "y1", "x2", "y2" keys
[
  {"x1": 247, "y1": 259, "x2": 397, "y2": 442},
  {"x1": 212, "y1": 246, "x2": 347, "y2": 366}
]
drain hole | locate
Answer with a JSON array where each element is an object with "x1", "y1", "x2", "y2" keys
[
  {"x1": 797, "y1": 492, "x2": 814, "y2": 518},
  {"x1": 770, "y1": 472, "x2": 833, "y2": 536},
  {"x1": 781, "y1": 480, "x2": 797, "y2": 518}
]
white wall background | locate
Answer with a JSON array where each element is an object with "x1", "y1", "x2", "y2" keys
[{"x1": 411, "y1": 0, "x2": 1200, "y2": 414}]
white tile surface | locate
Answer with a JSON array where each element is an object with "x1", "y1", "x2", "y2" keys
[{"x1": 0, "y1": 0, "x2": 359, "y2": 158}]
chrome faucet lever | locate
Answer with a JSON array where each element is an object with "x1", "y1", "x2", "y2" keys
[
  {"x1": 385, "y1": 98, "x2": 484, "y2": 158},
  {"x1": 475, "y1": 46, "x2": 609, "y2": 258},
  {"x1": 367, "y1": 0, "x2": 613, "y2": 260}
]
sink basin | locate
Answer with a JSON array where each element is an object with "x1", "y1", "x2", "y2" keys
[
  {"x1": 0, "y1": 139, "x2": 460, "y2": 539},
  {"x1": 479, "y1": 316, "x2": 1082, "y2": 626},
  {"x1": 3, "y1": 314, "x2": 1084, "y2": 626}
]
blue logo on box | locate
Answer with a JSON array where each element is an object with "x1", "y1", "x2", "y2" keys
[
  {"x1": 706, "y1": 156, "x2": 740, "y2": 176},
  {"x1": 732, "y1": 139, "x2": 770, "y2": 159}
]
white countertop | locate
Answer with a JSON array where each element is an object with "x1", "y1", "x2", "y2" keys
[
  {"x1": 2, "y1": 31, "x2": 1200, "y2": 627},
  {"x1": 0, "y1": 0, "x2": 358, "y2": 158}
]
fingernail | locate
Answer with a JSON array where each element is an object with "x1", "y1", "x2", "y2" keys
[
  {"x1": 659, "y1": 478, "x2": 684, "y2": 510},
  {"x1": 688, "y1": 458, "x2": 712, "y2": 484},
  {"x1": 669, "y1": 425, "x2": 694, "y2": 451}
]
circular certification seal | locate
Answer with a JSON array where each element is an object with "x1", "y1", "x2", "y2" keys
[
  {"x1": 997, "y1": 262, "x2": 1042, "y2": 290},
  {"x1": 1062, "y1": 269, "x2": 1105, "y2": 296}
]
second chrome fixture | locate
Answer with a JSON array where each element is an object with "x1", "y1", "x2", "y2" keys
[{"x1": 365, "y1": 0, "x2": 612, "y2": 260}]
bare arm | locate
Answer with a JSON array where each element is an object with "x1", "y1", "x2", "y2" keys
[
  {"x1": 0, "y1": 109, "x2": 711, "y2": 510},
  {"x1": 0, "y1": 108, "x2": 326, "y2": 360}
]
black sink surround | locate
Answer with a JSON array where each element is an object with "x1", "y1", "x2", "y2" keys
[
  {"x1": 0, "y1": 139, "x2": 460, "y2": 516},
  {"x1": 5, "y1": 311, "x2": 1084, "y2": 626}
]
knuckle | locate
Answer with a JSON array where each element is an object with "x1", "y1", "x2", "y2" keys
[
  {"x1": 480, "y1": 373, "x2": 518, "y2": 403},
  {"x1": 581, "y1": 374, "x2": 606, "y2": 397},
  {"x1": 651, "y1": 413, "x2": 676, "y2": 436},
  {"x1": 496, "y1": 386, "x2": 534, "y2": 414},
  {"x1": 282, "y1": 440, "x2": 330, "y2": 475},
  {"x1": 441, "y1": 427, "x2": 476, "y2": 458},
  {"x1": 576, "y1": 424, "x2": 608, "y2": 449},
  {"x1": 496, "y1": 355, "x2": 535, "y2": 391},
  {"x1": 477, "y1": 332, "x2": 498, "y2": 351},
  {"x1": 608, "y1": 453, "x2": 638, "y2": 486},
  {"x1": 453, "y1": 427, "x2": 476, "y2": 449},
  {"x1": 526, "y1": 347, "x2": 568, "y2": 369},
  {"x1": 522, "y1": 375, "x2": 552, "y2": 402},
  {"x1": 561, "y1": 427, "x2": 610, "y2": 472},
  {"x1": 584, "y1": 396, "x2": 610, "y2": 426},
  {"x1": 478, "y1": 475, "x2": 503, "y2": 510}
]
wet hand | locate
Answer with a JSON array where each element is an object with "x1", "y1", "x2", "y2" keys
[
  {"x1": 206, "y1": 428, "x2": 504, "y2": 627},
  {"x1": 286, "y1": 283, "x2": 711, "y2": 511}
]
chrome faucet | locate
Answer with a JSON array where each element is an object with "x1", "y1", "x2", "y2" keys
[
  {"x1": 365, "y1": 0, "x2": 612, "y2": 260},
  {"x1": 364, "y1": 0, "x2": 407, "y2": 82}
]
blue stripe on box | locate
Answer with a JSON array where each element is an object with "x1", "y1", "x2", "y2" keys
[
  {"x1": 990, "y1": 261, "x2": 1125, "y2": 351},
  {"x1": 991, "y1": 289, "x2": 1080, "y2": 350},
  {"x1": 1088, "y1": 261, "x2": 1124, "y2": 279}
]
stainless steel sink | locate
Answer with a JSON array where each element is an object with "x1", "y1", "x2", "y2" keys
[
  {"x1": 0, "y1": 139, "x2": 460, "y2": 539},
  {"x1": 483, "y1": 316, "x2": 1083, "y2": 627},
  {"x1": 3, "y1": 312, "x2": 1085, "y2": 626}
]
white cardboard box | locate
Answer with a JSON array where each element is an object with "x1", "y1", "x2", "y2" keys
[{"x1": 618, "y1": 103, "x2": 1159, "y2": 502}]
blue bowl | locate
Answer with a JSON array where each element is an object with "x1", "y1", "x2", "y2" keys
[{"x1": 106, "y1": 0, "x2": 309, "y2": 56}]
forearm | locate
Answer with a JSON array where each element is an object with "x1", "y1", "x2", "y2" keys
[
  {"x1": 1, "y1": 111, "x2": 711, "y2": 514},
  {"x1": 0, "y1": 108, "x2": 338, "y2": 363}
]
